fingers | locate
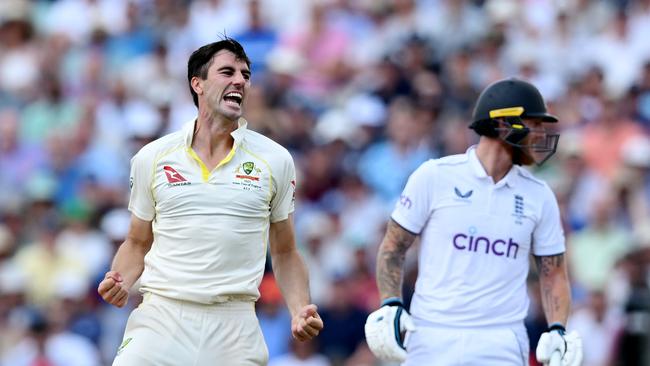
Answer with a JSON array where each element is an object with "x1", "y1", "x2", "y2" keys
[
  {"x1": 292, "y1": 326, "x2": 317, "y2": 341},
  {"x1": 565, "y1": 331, "x2": 583, "y2": 366},
  {"x1": 301, "y1": 304, "x2": 318, "y2": 318},
  {"x1": 298, "y1": 317, "x2": 321, "y2": 337},
  {"x1": 292, "y1": 304, "x2": 324, "y2": 342},
  {"x1": 305, "y1": 317, "x2": 323, "y2": 335},
  {"x1": 97, "y1": 272, "x2": 129, "y2": 307},
  {"x1": 549, "y1": 350, "x2": 562, "y2": 366},
  {"x1": 105, "y1": 271, "x2": 122, "y2": 283},
  {"x1": 536, "y1": 333, "x2": 552, "y2": 362},
  {"x1": 113, "y1": 289, "x2": 129, "y2": 308},
  {"x1": 401, "y1": 313, "x2": 416, "y2": 332},
  {"x1": 104, "y1": 281, "x2": 122, "y2": 299}
]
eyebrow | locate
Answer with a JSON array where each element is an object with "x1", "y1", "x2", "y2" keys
[{"x1": 217, "y1": 66, "x2": 251, "y2": 76}]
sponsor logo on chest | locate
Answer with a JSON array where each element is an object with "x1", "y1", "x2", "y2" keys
[
  {"x1": 163, "y1": 165, "x2": 191, "y2": 187},
  {"x1": 454, "y1": 186, "x2": 473, "y2": 201},
  {"x1": 452, "y1": 226, "x2": 520, "y2": 259}
]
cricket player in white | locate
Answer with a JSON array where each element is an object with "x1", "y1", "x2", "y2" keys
[
  {"x1": 365, "y1": 79, "x2": 583, "y2": 366},
  {"x1": 98, "y1": 38, "x2": 322, "y2": 365}
]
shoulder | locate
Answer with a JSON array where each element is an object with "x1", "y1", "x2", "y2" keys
[
  {"x1": 423, "y1": 152, "x2": 470, "y2": 176},
  {"x1": 514, "y1": 166, "x2": 548, "y2": 188},
  {"x1": 436, "y1": 152, "x2": 470, "y2": 167},
  {"x1": 132, "y1": 130, "x2": 185, "y2": 162},
  {"x1": 407, "y1": 153, "x2": 469, "y2": 178},
  {"x1": 514, "y1": 167, "x2": 556, "y2": 198},
  {"x1": 243, "y1": 129, "x2": 293, "y2": 164}
]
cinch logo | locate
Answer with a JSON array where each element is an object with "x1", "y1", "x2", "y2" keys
[
  {"x1": 163, "y1": 165, "x2": 187, "y2": 183},
  {"x1": 452, "y1": 231, "x2": 520, "y2": 259}
]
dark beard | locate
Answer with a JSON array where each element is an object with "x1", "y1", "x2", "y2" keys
[{"x1": 512, "y1": 147, "x2": 534, "y2": 166}]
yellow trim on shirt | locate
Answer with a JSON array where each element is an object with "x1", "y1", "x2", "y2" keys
[
  {"x1": 187, "y1": 148, "x2": 210, "y2": 182},
  {"x1": 216, "y1": 146, "x2": 237, "y2": 170},
  {"x1": 186, "y1": 145, "x2": 238, "y2": 183},
  {"x1": 241, "y1": 146, "x2": 274, "y2": 203}
]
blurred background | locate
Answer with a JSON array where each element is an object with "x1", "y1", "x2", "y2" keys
[{"x1": 0, "y1": 0, "x2": 649, "y2": 365}]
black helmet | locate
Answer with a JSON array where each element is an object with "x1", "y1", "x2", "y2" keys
[
  {"x1": 471, "y1": 78, "x2": 557, "y2": 132},
  {"x1": 469, "y1": 78, "x2": 560, "y2": 165}
]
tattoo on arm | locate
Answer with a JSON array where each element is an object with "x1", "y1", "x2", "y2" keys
[
  {"x1": 377, "y1": 220, "x2": 417, "y2": 299},
  {"x1": 535, "y1": 254, "x2": 564, "y2": 277},
  {"x1": 535, "y1": 253, "x2": 566, "y2": 322}
]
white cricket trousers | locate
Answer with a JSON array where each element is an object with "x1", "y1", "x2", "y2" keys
[
  {"x1": 403, "y1": 320, "x2": 529, "y2": 366},
  {"x1": 112, "y1": 293, "x2": 269, "y2": 366}
]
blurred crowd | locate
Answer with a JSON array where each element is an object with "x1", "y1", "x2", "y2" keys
[{"x1": 0, "y1": 0, "x2": 650, "y2": 365}]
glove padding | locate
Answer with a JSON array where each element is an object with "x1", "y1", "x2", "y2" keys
[
  {"x1": 364, "y1": 300, "x2": 416, "y2": 363},
  {"x1": 536, "y1": 328, "x2": 583, "y2": 366}
]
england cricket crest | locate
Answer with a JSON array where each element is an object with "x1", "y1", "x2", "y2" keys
[
  {"x1": 243, "y1": 161, "x2": 254, "y2": 175},
  {"x1": 513, "y1": 194, "x2": 524, "y2": 225}
]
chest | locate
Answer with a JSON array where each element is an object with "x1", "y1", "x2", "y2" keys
[
  {"x1": 152, "y1": 151, "x2": 273, "y2": 216},
  {"x1": 429, "y1": 183, "x2": 540, "y2": 255}
]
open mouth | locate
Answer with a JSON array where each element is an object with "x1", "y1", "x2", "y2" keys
[{"x1": 223, "y1": 91, "x2": 243, "y2": 107}]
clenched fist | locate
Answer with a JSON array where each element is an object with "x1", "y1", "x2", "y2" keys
[
  {"x1": 98, "y1": 271, "x2": 129, "y2": 307},
  {"x1": 291, "y1": 304, "x2": 323, "y2": 342}
]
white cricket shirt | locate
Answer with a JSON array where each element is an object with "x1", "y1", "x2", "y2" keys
[
  {"x1": 392, "y1": 146, "x2": 564, "y2": 327},
  {"x1": 128, "y1": 118, "x2": 296, "y2": 304}
]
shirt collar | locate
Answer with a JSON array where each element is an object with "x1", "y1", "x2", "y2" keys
[
  {"x1": 467, "y1": 145, "x2": 518, "y2": 188},
  {"x1": 183, "y1": 117, "x2": 248, "y2": 147}
]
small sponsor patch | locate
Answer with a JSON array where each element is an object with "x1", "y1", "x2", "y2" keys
[
  {"x1": 235, "y1": 174, "x2": 260, "y2": 181},
  {"x1": 454, "y1": 187, "x2": 473, "y2": 199}
]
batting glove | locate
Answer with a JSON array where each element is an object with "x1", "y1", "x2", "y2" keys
[
  {"x1": 536, "y1": 323, "x2": 583, "y2": 366},
  {"x1": 364, "y1": 298, "x2": 416, "y2": 363}
]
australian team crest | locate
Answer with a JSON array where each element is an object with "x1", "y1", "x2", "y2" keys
[
  {"x1": 243, "y1": 161, "x2": 255, "y2": 175},
  {"x1": 233, "y1": 161, "x2": 263, "y2": 189}
]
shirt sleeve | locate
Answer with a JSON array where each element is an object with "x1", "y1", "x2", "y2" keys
[
  {"x1": 128, "y1": 149, "x2": 156, "y2": 221},
  {"x1": 531, "y1": 185, "x2": 565, "y2": 256},
  {"x1": 270, "y1": 150, "x2": 296, "y2": 223},
  {"x1": 390, "y1": 160, "x2": 435, "y2": 234}
]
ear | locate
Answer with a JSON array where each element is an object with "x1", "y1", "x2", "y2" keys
[{"x1": 191, "y1": 76, "x2": 203, "y2": 96}]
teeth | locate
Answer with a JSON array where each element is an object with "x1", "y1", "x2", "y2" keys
[{"x1": 225, "y1": 92, "x2": 242, "y2": 98}]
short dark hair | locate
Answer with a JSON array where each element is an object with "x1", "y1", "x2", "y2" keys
[{"x1": 187, "y1": 37, "x2": 251, "y2": 107}]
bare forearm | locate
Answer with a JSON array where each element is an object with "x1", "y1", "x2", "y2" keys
[
  {"x1": 536, "y1": 254, "x2": 571, "y2": 325},
  {"x1": 376, "y1": 220, "x2": 416, "y2": 301},
  {"x1": 111, "y1": 240, "x2": 150, "y2": 289},
  {"x1": 272, "y1": 250, "x2": 310, "y2": 317}
]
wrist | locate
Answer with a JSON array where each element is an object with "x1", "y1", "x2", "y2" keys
[
  {"x1": 381, "y1": 297, "x2": 404, "y2": 307},
  {"x1": 547, "y1": 322, "x2": 566, "y2": 335}
]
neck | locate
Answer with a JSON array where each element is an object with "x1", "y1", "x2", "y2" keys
[
  {"x1": 475, "y1": 138, "x2": 514, "y2": 183},
  {"x1": 193, "y1": 111, "x2": 238, "y2": 153}
]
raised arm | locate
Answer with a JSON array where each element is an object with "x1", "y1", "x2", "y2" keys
[
  {"x1": 269, "y1": 214, "x2": 323, "y2": 341},
  {"x1": 97, "y1": 215, "x2": 153, "y2": 307},
  {"x1": 376, "y1": 219, "x2": 418, "y2": 301}
]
